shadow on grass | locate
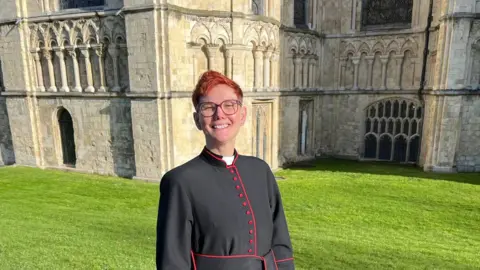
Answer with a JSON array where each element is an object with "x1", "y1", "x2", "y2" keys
[{"x1": 279, "y1": 158, "x2": 480, "y2": 186}]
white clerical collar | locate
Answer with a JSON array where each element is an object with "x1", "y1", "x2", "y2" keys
[{"x1": 222, "y1": 156, "x2": 235, "y2": 165}]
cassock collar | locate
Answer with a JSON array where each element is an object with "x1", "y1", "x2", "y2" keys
[{"x1": 200, "y1": 146, "x2": 239, "y2": 167}]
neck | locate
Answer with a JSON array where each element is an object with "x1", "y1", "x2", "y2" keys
[{"x1": 206, "y1": 140, "x2": 235, "y2": 156}]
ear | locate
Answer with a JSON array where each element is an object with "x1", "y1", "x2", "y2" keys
[
  {"x1": 239, "y1": 106, "x2": 247, "y2": 126},
  {"x1": 193, "y1": 112, "x2": 202, "y2": 130}
]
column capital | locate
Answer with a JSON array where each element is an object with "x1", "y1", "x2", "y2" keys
[
  {"x1": 263, "y1": 50, "x2": 273, "y2": 59},
  {"x1": 351, "y1": 56, "x2": 361, "y2": 65},
  {"x1": 41, "y1": 48, "x2": 52, "y2": 60},
  {"x1": 204, "y1": 44, "x2": 219, "y2": 57},
  {"x1": 380, "y1": 55, "x2": 390, "y2": 63}
]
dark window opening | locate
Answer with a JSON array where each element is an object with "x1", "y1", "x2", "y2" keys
[{"x1": 58, "y1": 108, "x2": 77, "y2": 166}]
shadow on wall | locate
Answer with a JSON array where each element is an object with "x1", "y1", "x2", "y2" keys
[
  {"x1": 281, "y1": 158, "x2": 480, "y2": 186},
  {"x1": 0, "y1": 97, "x2": 16, "y2": 165},
  {"x1": 100, "y1": 97, "x2": 136, "y2": 178}
]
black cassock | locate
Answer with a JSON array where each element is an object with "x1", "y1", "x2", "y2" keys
[{"x1": 156, "y1": 147, "x2": 295, "y2": 270}]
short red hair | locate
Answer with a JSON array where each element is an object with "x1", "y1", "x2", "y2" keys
[{"x1": 192, "y1": 70, "x2": 243, "y2": 108}]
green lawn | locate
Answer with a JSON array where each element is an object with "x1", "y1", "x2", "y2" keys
[{"x1": 1, "y1": 159, "x2": 479, "y2": 269}]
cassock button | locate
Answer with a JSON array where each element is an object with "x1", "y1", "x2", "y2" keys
[
  {"x1": 233, "y1": 177, "x2": 238, "y2": 181},
  {"x1": 242, "y1": 202, "x2": 247, "y2": 206},
  {"x1": 236, "y1": 185, "x2": 241, "y2": 190},
  {"x1": 230, "y1": 170, "x2": 234, "y2": 174},
  {"x1": 249, "y1": 239, "x2": 253, "y2": 244},
  {"x1": 246, "y1": 210, "x2": 251, "y2": 215},
  {"x1": 249, "y1": 230, "x2": 253, "y2": 234},
  {"x1": 239, "y1": 194, "x2": 244, "y2": 198},
  {"x1": 248, "y1": 220, "x2": 253, "y2": 225},
  {"x1": 248, "y1": 249, "x2": 253, "y2": 253}
]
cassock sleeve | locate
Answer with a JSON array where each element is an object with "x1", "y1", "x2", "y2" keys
[
  {"x1": 267, "y1": 167, "x2": 295, "y2": 270},
  {"x1": 156, "y1": 172, "x2": 193, "y2": 270}
]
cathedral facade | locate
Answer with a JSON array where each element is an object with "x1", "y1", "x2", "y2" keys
[{"x1": 0, "y1": 0, "x2": 479, "y2": 181}]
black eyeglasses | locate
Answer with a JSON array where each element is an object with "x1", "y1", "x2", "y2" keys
[{"x1": 197, "y1": 100, "x2": 242, "y2": 117}]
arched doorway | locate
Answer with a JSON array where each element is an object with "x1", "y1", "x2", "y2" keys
[
  {"x1": 363, "y1": 98, "x2": 423, "y2": 163},
  {"x1": 58, "y1": 108, "x2": 76, "y2": 166}
]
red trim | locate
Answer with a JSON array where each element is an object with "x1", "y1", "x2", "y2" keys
[
  {"x1": 233, "y1": 165, "x2": 258, "y2": 255},
  {"x1": 272, "y1": 250, "x2": 279, "y2": 270},
  {"x1": 194, "y1": 253, "x2": 263, "y2": 260},
  {"x1": 275, "y1": 258, "x2": 294, "y2": 263},
  {"x1": 204, "y1": 147, "x2": 239, "y2": 168},
  {"x1": 191, "y1": 250, "x2": 197, "y2": 270}
]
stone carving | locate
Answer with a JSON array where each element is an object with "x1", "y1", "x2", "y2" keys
[
  {"x1": 285, "y1": 32, "x2": 319, "y2": 88},
  {"x1": 190, "y1": 18, "x2": 232, "y2": 45},
  {"x1": 243, "y1": 21, "x2": 279, "y2": 49}
]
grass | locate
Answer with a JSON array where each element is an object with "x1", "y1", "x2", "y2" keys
[{"x1": 1, "y1": 159, "x2": 479, "y2": 269}]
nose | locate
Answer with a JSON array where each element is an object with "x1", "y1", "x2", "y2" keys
[{"x1": 213, "y1": 104, "x2": 226, "y2": 119}]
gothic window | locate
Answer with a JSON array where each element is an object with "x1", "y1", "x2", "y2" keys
[
  {"x1": 298, "y1": 99, "x2": 314, "y2": 155},
  {"x1": 361, "y1": 0, "x2": 413, "y2": 28},
  {"x1": 60, "y1": 0, "x2": 105, "y2": 9},
  {"x1": 294, "y1": 0, "x2": 308, "y2": 27},
  {"x1": 252, "y1": 0, "x2": 264, "y2": 15},
  {"x1": 58, "y1": 108, "x2": 77, "y2": 166},
  {"x1": 363, "y1": 99, "x2": 422, "y2": 163}
]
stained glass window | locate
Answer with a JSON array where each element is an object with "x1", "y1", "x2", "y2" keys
[
  {"x1": 61, "y1": 0, "x2": 105, "y2": 9},
  {"x1": 362, "y1": 0, "x2": 413, "y2": 27}
]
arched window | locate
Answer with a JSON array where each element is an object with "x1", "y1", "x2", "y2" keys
[
  {"x1": 361, "y1": 0, "x2": 413, "y2": 28},
  {"x1": 58, "y1": 108, "x2": 77, "y2": 166},
  {"x1": 60, "y1": 0, "x2": 105, "y2": 9},
  {"x1": 363, "y1": 99, "x2": 423, "y2": 163},
  {"x1": 294, "y1": 0, "x2": 308, "y2": 27},
  {"x1": 252, "y1": 0, "x2": 264, "y2": 15}
]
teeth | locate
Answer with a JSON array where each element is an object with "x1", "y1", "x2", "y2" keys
[{"x1": 214, "y1": 124, "x2": 228, "y2": 129}]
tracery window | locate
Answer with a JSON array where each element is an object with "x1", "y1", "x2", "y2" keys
[
  {"x1": 361, "y1": 0, "x2": 413, "y2": 28},
  {"x1": 363, "y1": 99, "x2": 423, "y2": 163},
  {"x1": 60, "y1": 0, "x2": 105, "y2": 9},
  {"x1": 252, "y1": 0, "x2": 264, "y2": 15},
  {"x1": 294, "y1": 0, "x2": 308, "y2": 27}
]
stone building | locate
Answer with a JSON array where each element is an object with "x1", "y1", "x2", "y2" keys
[{"x1": 0, "y1": 0, "x2": 479, "y2": 181}]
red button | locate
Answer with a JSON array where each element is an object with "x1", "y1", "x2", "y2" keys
[
  {"x1": 246, "y1": 210, "x2": 251, "y2": 215},
  {"x1": 230, "y1": 170, "x2": 234, "y2": 173},
  {"x1": 249, "y1": 230, "x2": 253, "y2": 234},
  {"x1": 243, "y1": 202, "x2": 247, "y2": 206},
  {"x1": 239, "y1": 194, "x2": 244, "y2": 198},
  {"x1": 248, "y1": 249, "x2": 252, "y2": 253},
  {"x1": 236, "y1": 185, "x2": 241, "y2": 190},
  {"x1": 249, "y1": 239, "x2": 253, "y2": 244},
  {"x1": 248, "y1": 220, "x2": 253, "y2": 224},
  {"x1": 233, "y1": 177, "x2": 238, "y2": 181}
]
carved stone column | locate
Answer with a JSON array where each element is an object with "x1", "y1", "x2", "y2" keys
[
  {"x1": 380, "y1": 55, "x2": 389, "y2": 90},
  {"x1": 42, "y1": 48, "x2": 57, "y2": 92},
  {"x1": 31, "y1": 50, "x2": 45, "y2": 92},
  {"x1": 302, "y1": 56, "x2": 309, "y2": 88},
  {"x1": 263, "y1": 49, "x2": 272, "y2": 88},
  {"x1": 53, "y1": 47, "x2": 69, "y2": 92},
  {"x1": 271, "y1": 51, "x2": 279, "y2": 89},
  {"x1": 338, "y1": 57, "x2": 347, "y2": 90},
  {"x1": 79, "y1": 46, "x2": 95, "y2": 92},
  {"x1": 92, "y1": 44, "x2": 107, "y2": 92},
  {"x1": 225, "y1": 48, "x2": 233, "y2": 78},
  {"x1": 394, "y1": 54, "x2": 404, "y2": 90},
  {"x1": 308, "y1": 56, "x2": 315, "y2": 88},
  {"x1": 108, "y1": 45, "x2": 120, "y2": 92},
  {"x1": 254, "y1": 48, "x2": 264, "y2": 89},
  {"x1": 66, "y1": 47, "x2": 82, "y2": 92},
  {"x1": 352, "y1": 56, "x2": 361, "y2": 90},
  {"x1": 205, "y1": 44, "x2": 219, "y2": 71},
  {"x1": 365, "y1": 56, "x2": 374, "y2": 90},
  {"x1": 294, "y1": 55, "x2": 302, "y2": 88}
]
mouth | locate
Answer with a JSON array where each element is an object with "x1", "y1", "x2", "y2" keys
[{"x1": 212, "y1": 124, "x2": 230, "y2": 129}]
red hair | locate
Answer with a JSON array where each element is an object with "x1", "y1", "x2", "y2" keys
[{"x1": 192, "y1": 70, "x2": 243, "y2": 108}]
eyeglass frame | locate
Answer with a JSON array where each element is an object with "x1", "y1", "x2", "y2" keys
[{"x1": 196, "y1": 99, "x2": 243, "y2": 117}]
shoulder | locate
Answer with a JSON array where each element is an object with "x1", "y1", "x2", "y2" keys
[
  {"x1": 160, "y1": 156, "x2": 204, "y2": 191},
  {"x1": 237, "y1": 155, "x2": 272, "y2": 172}
]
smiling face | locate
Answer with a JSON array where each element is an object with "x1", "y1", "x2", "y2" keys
[{"x1": 193, "y1": 84, "x2": 246, "y2": 149}]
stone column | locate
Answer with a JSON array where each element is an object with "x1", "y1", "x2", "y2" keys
[
  {"x1": 338, "y1": 57, "x2": 347, "y2": 90},
  {"x1": 352, "y1": 56, "x2": 361, "y2": 90},
  {"x1": 92, "y1": 44, "x2": 107, "y2": 92},
  {"x1": 270, "y1": 51, "x2": 279, "y2": 88},
  {"x1": 108, "y1": 45, "x2": 121, "y2": 92},
  {"x1": 79, "y1": 46, "x2": 95, "y2": 92},
  {"x1": 394, "y1": 54, "x2": 404, "y2": 90},
  {"x1": 205, "y1": 44, "x2": 218, "y2": 71},
  {"x1": 380, "y1": 55, "x2": 389, "y2": 90},
  {"x1": 254, "y1": 48, "x2": 264, "y2": 89},
  {"x1": 66, "y1": 47, "x2": 82, "y2": 92},
  {"x1": 42, "y1": 48, "x2": 57, "y2": 92},
  {"x1": 365, "y1": 56, "x2": 374, "y2": 90},
  {"x1": 53, "y1": 47, "x2": 69, "y2": 92},
  {"x1": 302, "y1": 56, "x2": 309, "y2": 88},
  {"x1": 294, "y1": 55, "x2": 302, "y2": 88},
  {"x1": 263, "y1": 49, "x2": 272, "y2": 88},
  {"x1": 225, "y1": 48, "x2": 233, "y2": 78},
  {"x1": 31, "y1": 50, "x2": 45, "y2": 92}
]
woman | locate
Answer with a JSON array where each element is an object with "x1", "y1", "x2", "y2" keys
[{"x1": 156, "y1": 71, "x2": 295, "y2": 270}]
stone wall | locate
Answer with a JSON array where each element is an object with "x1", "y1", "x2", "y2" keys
[
  {"x1": 0, "y1": 97, "x2": 14, "y2": 165},
  {"x1": 456, "y1": 95, "x2": 480, "y2": 172}
]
